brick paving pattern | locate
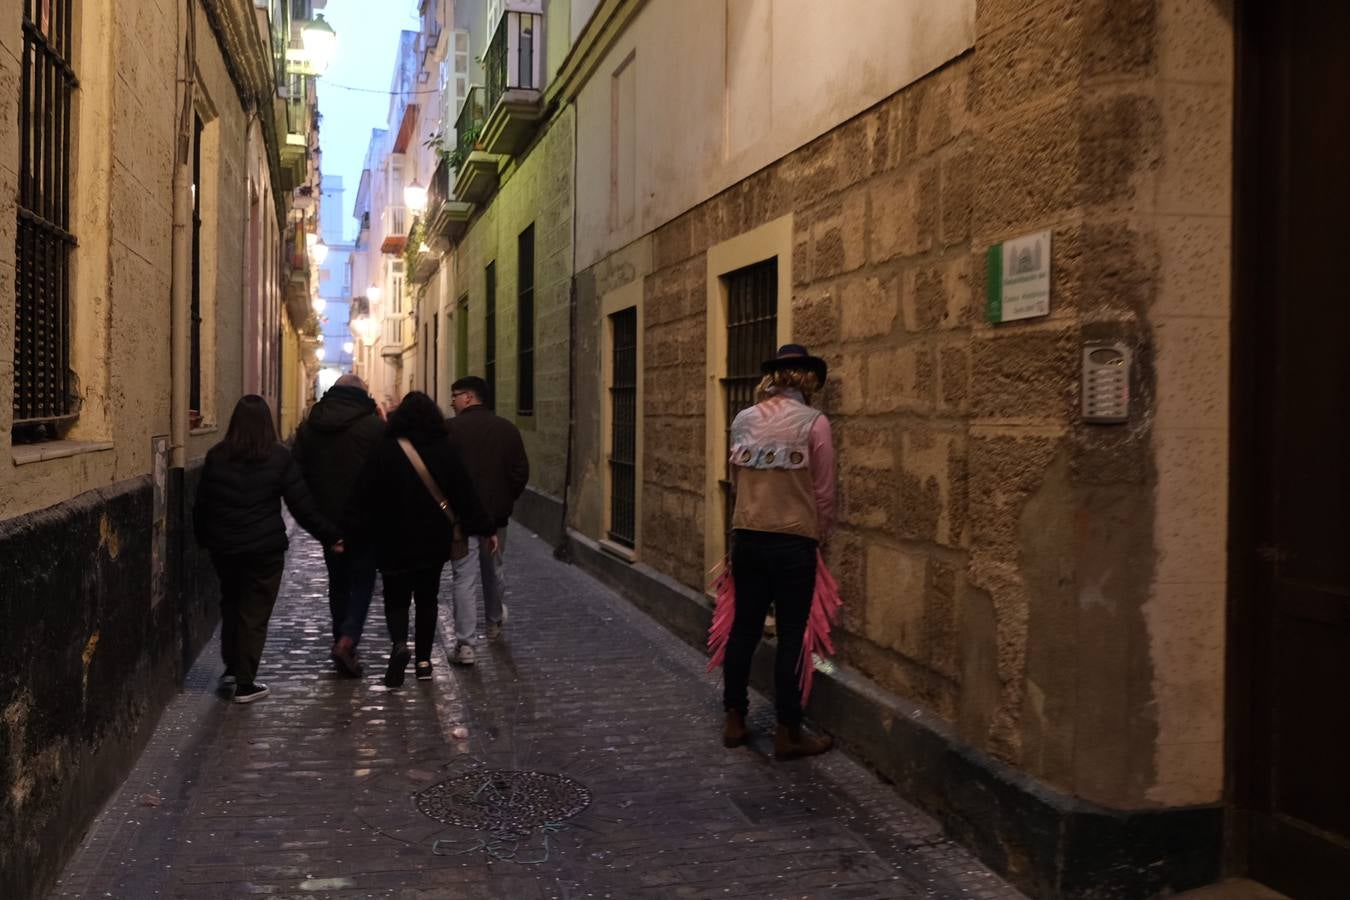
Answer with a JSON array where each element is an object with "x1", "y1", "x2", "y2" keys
[{"x1": 53, "y1": 525, "x2": 1024, "y2": 899}]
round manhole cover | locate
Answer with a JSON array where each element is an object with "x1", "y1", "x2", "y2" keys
[{"x1": 415, "y1": 769, "x2": 592, "y2": 832}]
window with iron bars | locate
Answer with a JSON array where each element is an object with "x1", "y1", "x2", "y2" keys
[
  {"x1": 720, "y1": 259, "x2": 778, "y2": 543},
  {"x1": 608, "y1": 308, "x2": 638, "y2": 548},
  {"x1": 517, "y1": 224, "x2": 535, "y2": 417},
  {"x1": 13, "y1": 0, "x2": 79, "y2": 442},
  {"x1": 455, "y1": 295, "x2": 469, "y2": 380},
  {"x1": 484, "y1": 261, "x2": 496, "y2": 408}
]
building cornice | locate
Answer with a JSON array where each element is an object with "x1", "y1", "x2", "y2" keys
[
  {"x1": 201, "y1": 0, "x2": 291, "y2": 225},
  {"x1": 545, "y1": 0, "x2": 646, "y2": 107}
]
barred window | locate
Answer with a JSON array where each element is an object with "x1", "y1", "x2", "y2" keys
[
  {"x1": 516, "y1": 225, "x2": 535, "y2": 417},
  {"x1": 455, "y1": 295, "x2": 468, "y2": 380},
  {"x1": 485, "y1": 261, "x2": 496, "y2": 409},
  {"x1": 13, "y1": 0, "x2": 79, "y2": 440},
  {"x1": 721, "y1": 258, "x2": 778, "y2": 540},
  {"x1": 608, "y1": 307, "x2": 638, "y2": 548}
]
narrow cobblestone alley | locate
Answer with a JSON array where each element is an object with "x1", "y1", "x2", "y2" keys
[{"x1": 51, "y1": 525, "x2": 1023, "y2": 900}]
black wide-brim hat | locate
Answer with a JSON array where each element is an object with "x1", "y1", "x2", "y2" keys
[{"x1": 761, "y1": 343, "x2": 828, "y2": 386}]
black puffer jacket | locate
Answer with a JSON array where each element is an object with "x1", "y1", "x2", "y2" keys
[
  {"x1": 194, "y1": 442, "x2": 340, "y2": 557},
  {"x1": 292, "y1": 385, "x2": 385, "y2": 527},
  {"x1": 346, "y1": 427, "x2": 495, "y2": 574}
]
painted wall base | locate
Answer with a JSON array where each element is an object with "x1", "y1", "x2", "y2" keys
[
  {"x1": 0, "y1": 467, "x2": 218, "y2": 900},
  {"x1": 565, "y1": 529, "x2": 1224, "y2": 900}
]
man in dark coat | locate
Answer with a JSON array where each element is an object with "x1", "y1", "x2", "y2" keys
[
  {"x1": 445, "y1": 376, "x2": 529, "y2": 659},
  {"x1": 293, "y1": 373, "x2": 385, "y2": 675}
]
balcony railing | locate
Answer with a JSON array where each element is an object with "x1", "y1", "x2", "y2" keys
[
  {"x1": 428, "y1": 156, "x2": 450, "y2": 211},
  {"x1": 380, "y1": 205, "x2": 409, "y2": 255},
  {"x1": 484, "y1": 8, "x2": 542, "y2": 117},
  {"x1": 455, "y1": 86, "x2": 486, "y2": 163},
  {"x1": 381, "y1": 314, "x2": 407, "y2": 356},
  {"x1": 383, "y1": 205, "x2": 407, "y2": 236}
]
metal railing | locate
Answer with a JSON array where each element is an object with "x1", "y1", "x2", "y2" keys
[
  {"x1": 455, "y1": 85, "x2": 486, "y2": 162},
  {"x1": 485, "y1": 9, "x2": 542, "y2": 115},
  {"x1": 429, "y1": 156, "x2": 450, "y2": 210},
  {"x1": 15, "y1": 0, "x2": 80, "y2": 431},
  {"x1": 720, "y1": 259, "x2": 779, "y2": 543},
  {"x1": 383, "y1": 314, "x2": 407, "y2": 350},
  {"x1": 382, "y1": 205, "x2": 408, "y2": 238}
]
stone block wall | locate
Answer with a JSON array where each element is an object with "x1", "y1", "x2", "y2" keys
[
  {"x1": 448, "y1": 106, "x2": 575, "y2": 505},
  {"x1": 602, "y1": 0, "x2": 1234, "y2": 817}
]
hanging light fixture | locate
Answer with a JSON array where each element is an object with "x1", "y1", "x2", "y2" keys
[
  {"x1": 342, "y1": 340, "x2": 355, "y2": 355},
  {"x1": 311, "y1": 239, "x2": 329, "y2": 266},
  {"x1": 301, "y1": 14, "x2": 338, "y2": 76},
  {"x1": 367, "y1": 285, "x2": 382, "y2": 303},
  {"x1": 403, "y1": 178, "x2": 427, "y2": 213}
]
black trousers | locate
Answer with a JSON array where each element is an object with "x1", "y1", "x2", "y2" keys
[
  {"x1": 383, "y1": 565, "x2": 444, "y2": 663},
  {"x1": 722, "y1": 530, "x2": 818, "y2": 727},
  {"x1": 213, "y1": 551, "x2": 286, "y2": 687}
]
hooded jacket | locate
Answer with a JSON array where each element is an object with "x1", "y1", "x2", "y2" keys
[{"x1": 292, "y1": 385, "x2": 386, "y2": 528}]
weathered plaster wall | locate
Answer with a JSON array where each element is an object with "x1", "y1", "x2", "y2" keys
[
  {"x1": 569, "y1": 0, "x2": 1234, "y2": 812},
  {"x1": 1, "y1": 0, "x2": 256, "y2": 524},
  {"x1": 447, "y1": 105, "x2": 574, "y2": 500}
]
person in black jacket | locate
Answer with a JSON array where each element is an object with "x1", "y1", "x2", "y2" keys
[
  {"x1": 194, "y1": 395, "x2": 342, "y2": 703},
  {"x1": 293, "y1": 373, "x2": 385, "y2": 676},
  {"x1": 446, "y1": 376, "x2": 529, "y2": 657},
  {"x1": 347, "y1": 392, "x2": 497, "y2": 687}
]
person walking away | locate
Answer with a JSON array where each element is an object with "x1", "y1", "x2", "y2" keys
[
  {"x1": 194, "y1": 395, "x2": 343, "y2": 703},
  {"x1": 347, "y1": 392, "x2": 498, "y2": 686},
  {"x1": 445, "y1": 376, "x2": 529, "y2": 662},
  {"x1": 293, "y1": 373, "x2": 385, "y2": 677},
  {"x1": 719, "y1": 345, "x2": 837, "y2": 758}
]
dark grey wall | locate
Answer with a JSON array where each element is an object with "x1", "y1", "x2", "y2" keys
[{"x1": 0, "y1": 465, "x2": 217, "y2": 900}]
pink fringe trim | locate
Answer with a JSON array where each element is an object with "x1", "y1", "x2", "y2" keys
[{"x1": 705, "y1": 550, "x2": 842, "y2": 705}]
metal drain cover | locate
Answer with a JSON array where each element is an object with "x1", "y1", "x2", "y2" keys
[{"x1": 415, "y1": 769, "x2": 592, "y2": 832}]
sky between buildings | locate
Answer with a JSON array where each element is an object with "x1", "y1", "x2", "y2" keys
[{"x1": 315, "y1": 0, "x2": 421, "y2": 242}]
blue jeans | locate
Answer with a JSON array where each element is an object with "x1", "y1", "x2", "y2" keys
[
  {"x1": 324, "y1": 545, "x2": 377, "y2": 645},
  {"x1": 449, "y1": 531, "x2": 507, "y2": 645}
]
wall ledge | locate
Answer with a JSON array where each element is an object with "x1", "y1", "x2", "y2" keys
[{"x1": 12, "y1": 440, "x2": 114, "y2": 466}]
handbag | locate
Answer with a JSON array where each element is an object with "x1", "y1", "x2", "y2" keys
[{"x1": 397, "y1": 438, "x2": 471, "y2": 561}]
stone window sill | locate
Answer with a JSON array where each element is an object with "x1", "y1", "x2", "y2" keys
[
  {"x1": 599, "y1": 539, "x2": 637, "y2": 564},
  {"x1": 12, "y1": 440, "x2": 114, "y2": 466},
  {"x1": 190, "y1": 425, "x2": 219, "y2": 436}
]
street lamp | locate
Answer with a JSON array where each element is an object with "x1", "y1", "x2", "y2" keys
[
  {"x1": 312, "y1": 296, "x2": 327, "y2": 315},
  {"x1": 315, "y1": 346, "x2": 326, "y2": 361},
  {"x1": 367, "y1": 285, "x2": 382, "y2": 304},
  {"x1": 404, "y1": 178, "x2": 427, "y2": 213},
  {"x1": 311, "y1": 239, "x2": 329, "y2": 266},
  {"x1": 302, "y1": 14, "x2": 338, "y2": 76},
  {"x1": 342, "y1": 340, "x2": 355, "y2": 355}
]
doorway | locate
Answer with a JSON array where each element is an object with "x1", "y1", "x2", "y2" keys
[{"x1": 1230, "y1": 1, "x2": 1350, "y2": 896}]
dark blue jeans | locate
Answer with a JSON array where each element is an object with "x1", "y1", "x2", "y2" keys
[
  {"x1": 324, "y1": 545, "x2": 377, "y2": 645},
  {"x1": 722, "y1": 530, "x2": 818, "y2": 727}
]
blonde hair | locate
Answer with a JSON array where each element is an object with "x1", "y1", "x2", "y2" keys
[{"x1": 755, "y1": 367, "x2": 821, "y2": 404}]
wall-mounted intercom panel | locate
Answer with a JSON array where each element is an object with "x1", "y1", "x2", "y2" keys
[{"x1": 1081, "y1": 341, "x2": 1131, "y2": 424}]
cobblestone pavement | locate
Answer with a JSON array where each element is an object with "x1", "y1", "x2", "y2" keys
[{"x1": 53, "y1": 525, "x2": 1025, "y2": 900}]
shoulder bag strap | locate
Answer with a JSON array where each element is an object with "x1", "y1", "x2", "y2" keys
[{"x1": 397, "y1": 438, "x2": 458, "y2": 528}]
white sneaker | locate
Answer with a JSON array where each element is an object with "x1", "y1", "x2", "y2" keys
[{"x1": 453, "y1": 643, "x2": 476, "y2": 666}]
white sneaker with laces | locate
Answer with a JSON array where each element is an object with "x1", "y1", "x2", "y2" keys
[{"x1": 453, "y1": 643, "x2": 476, "y2": 666}]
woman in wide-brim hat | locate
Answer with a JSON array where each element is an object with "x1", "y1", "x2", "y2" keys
[{"x1": 715, "y1": 343, "x2": 837, "y2": 759}]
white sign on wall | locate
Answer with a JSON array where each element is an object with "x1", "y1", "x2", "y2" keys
[{"x1": 986, "y1": 230, "x2": 1052, "y2": 323}]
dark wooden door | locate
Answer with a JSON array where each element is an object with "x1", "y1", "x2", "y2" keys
[{"x1": 1232, "y1": 1, "x2": 1350, "y2": 895}]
